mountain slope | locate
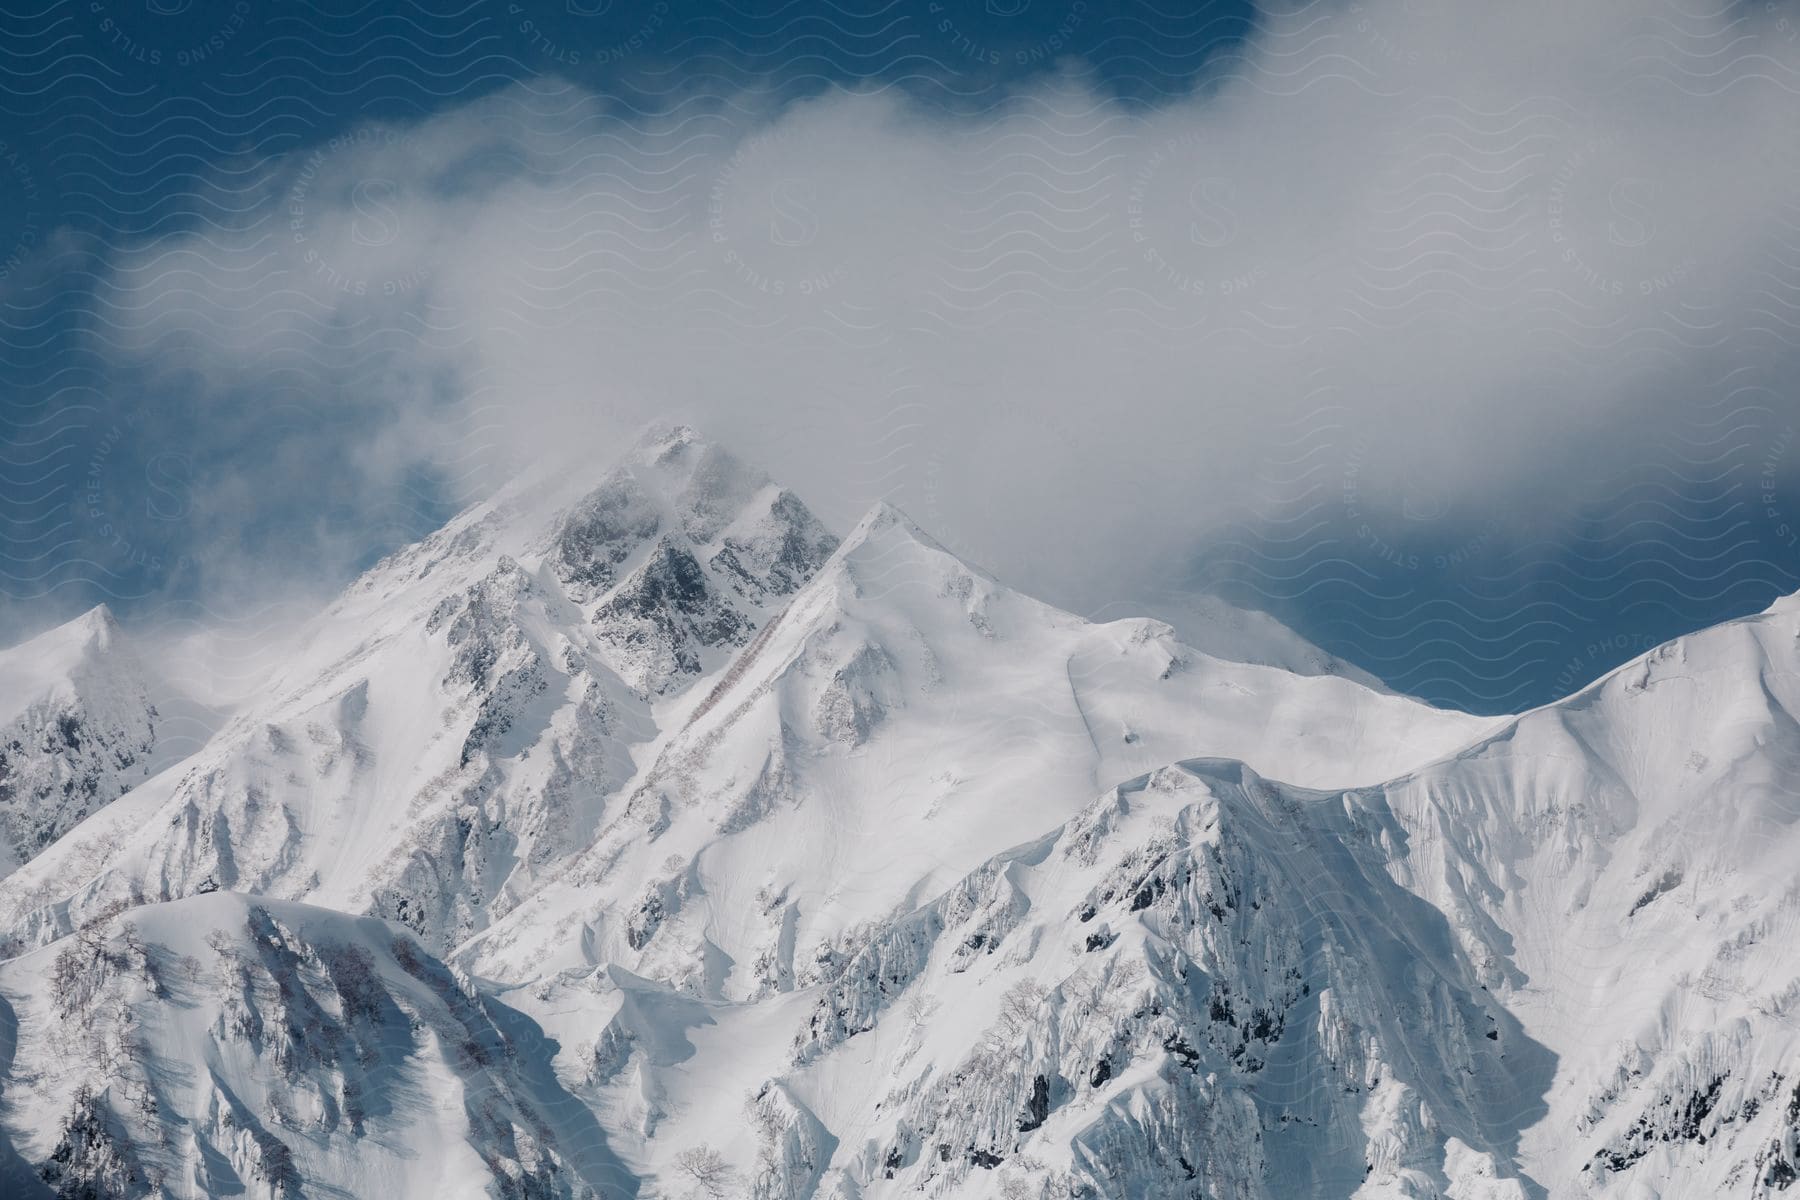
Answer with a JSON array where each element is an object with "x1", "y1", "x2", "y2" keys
[
  {"x1": 0, "y1": 427, "x2": 843, "y2": 957},
  {"x1": 535, "y1": 758, "x2": 1550, "y2": 1200},
  {"x1": 486, "y1": 574, "x2": 1800, "y2": 1199},
  {"x1": 1366, "y1": 588, "x2": 1800, "y2": 1196},
  {"x1": 0, "y1": 892, "x2": 633, "y2": 1199}
]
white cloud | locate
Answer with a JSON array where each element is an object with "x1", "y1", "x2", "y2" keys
[{"x1": 92, "y1": 0, "x2": 1800, "y2": 614}]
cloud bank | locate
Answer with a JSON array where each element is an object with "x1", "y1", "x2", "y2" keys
[{"x1": 88, "y1": 0, "x2": 1800, "y2": 624}]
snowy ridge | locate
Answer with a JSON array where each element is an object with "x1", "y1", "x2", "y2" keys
[
  {"x1": 0, "y1": 427, "x2": 840, "y2": 958},
  {"x1": 1367, "y1": 597, "x2": 1800, "y2": 1194},
  {"x1": 772, "y1": 758, "x2": 1549, "y2": 1199},
  {"x1": 458, "y1": 499, "x2": 1495, "y2": 994},
  {"x1": 0, "y1": 427, "x2": 1792, "y2": 1198}
]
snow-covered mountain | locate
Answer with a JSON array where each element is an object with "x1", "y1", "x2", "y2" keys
[
  {"x1": 1370, "y1": 589, "x2": 1800, "y2": 1196},
  {"x1": 0, "y1": 430, "x2": 1488, "y2": 960},
  {"x1": 0, "y1": 426, "x2": 1791, "y2": 1199},
  {"x1": 459, "y1": 501, "x2": 1497, "y2": 995},
  {"x1": 0, "y1": 427, "x2": 843, "y2": 955},
  {"x1": 0, "y1": 892, "x2": 633, "y2": 1200},
  {"x1": 0, "y1": 605, "x2": 208, "y2": 879}
]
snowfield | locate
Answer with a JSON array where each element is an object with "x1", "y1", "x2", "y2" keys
[{"x1": 0, "y1": 425, "x2": 1795, "y2": 1198}]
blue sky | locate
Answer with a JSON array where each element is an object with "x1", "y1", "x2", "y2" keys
[{"x1": 2, "y1": 0, "x2": 1798, "y2": 713}]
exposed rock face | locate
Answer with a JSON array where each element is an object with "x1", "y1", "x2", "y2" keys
[
  {"x1": 593, "y1": 538, "x2": 755, "y2": 696},
  {"x1": 554, "y1": 425, "x2": 840, "y2": 696},
  {"x1": 709, "y1": 489, "x2": 839, "y2": 605},
  {"x1": 431, "y1": 557, "x2": 550, "y2": 765},
  {"x1": 552, "y1": 475, "x2": 664, "y2": 605}
]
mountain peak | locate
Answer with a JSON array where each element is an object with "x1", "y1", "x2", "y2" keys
[
  {"x1": 853, "y1": 498, "x2": 920, "y2": 533},
  {"x1": 76, "y1": 601, "x2": 116, "y2": 625},
  {"x1": 71, "y1": 602, "x2": 119, "y2": 645},
  {"x1": 629, "y1": 419, "x2": 702, "y2": 463},
  {"x1": 838, "y1": 499, "x2": 960, "y2": 563},
  {"x1": 1, "y1": 604, "x2": 127, "y2": 686}
]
